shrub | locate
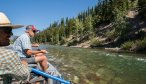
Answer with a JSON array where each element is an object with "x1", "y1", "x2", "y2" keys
[
  {"x1": 135, "y1": 37, "x2": 146, "y2": 49},
  {"x1": 121, "y1": 37, "x2": 146, "y2": 51},
  {"x1": 121, "y1": 41, "x2": 134, "y2": 50},
  {"x1": 90, "y1": 38, "x2": 102, "y2": 47}
]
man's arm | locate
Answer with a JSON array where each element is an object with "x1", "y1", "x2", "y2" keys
[
  {"x1": 5, "y1": 50, "x2": 30, "y2": 81},
  {"x1": 25, "y1": 49, "x2": 47, "y2": 56}
]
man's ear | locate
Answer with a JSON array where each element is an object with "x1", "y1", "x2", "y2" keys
[{"x1": 25, "y1": 30, "x2": 29, "y2": 33}]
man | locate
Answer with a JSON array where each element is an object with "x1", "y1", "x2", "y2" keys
[
  {"x1": 13, "y1": 25, "x2": 49, "y2": 72},
  {"x1": 0, "y1": 12, "x2": 30, "y2": 83}
]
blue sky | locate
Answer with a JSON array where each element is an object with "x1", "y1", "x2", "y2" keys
[{"x1": 0, "y1": 0, "x2": 98, "y2": 36}]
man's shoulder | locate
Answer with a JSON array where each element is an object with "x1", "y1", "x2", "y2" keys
[
  {"x1": 0, "y1": 47, "x2": 15, "y2": 54},
  {"x1": 19, "y1": 33, "x2": 27, "y2": 38},
  {"x1": 19, "y1": 33, "x2": 30, "y2": 39},
  {"x1": 15, "y1": 33, "x2": 29, "y2": 42}
]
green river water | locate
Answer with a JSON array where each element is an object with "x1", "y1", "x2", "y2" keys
[{"x1": 40, "y1": 45, "x2": 146, "y2": 84}]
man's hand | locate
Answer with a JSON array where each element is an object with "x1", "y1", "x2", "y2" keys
[
  {"x1": 21, "y1": 60, "x2": 28, "y2": 66},
  {"x1": 40, "y1": 50, "x2": 48, "y2": 54},
  {"x1": 32, "y1": 43, "x2": 39, "y2": 47}
]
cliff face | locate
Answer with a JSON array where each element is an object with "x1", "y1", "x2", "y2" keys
[
  {"x1": 70, "y1": 9, "x2": 146, "y2": 52},
  {"x1": 91, "y1": 10, "x2": 146, "y2": 51}
]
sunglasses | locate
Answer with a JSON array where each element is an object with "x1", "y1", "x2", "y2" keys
[
  {"x1": 33, "y1": 30, "x2": 36, "y2": 33},
  {"x1": 0, "y1": 27, "x2": 12, "y2": 34},
  {"x1": 33, "y1": 30, "x2": 39, "y2": 34}
]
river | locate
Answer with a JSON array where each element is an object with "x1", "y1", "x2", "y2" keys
[{"x1": 40, "y1": 44, "x2": 146, "y2": 84}]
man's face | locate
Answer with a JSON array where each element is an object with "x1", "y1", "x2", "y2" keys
[
  {"x1": 28, "y1": 29, "x2": 36, "y2": 37},
  {"x1": 0, "y1": 27, "x2": 13, "y2": 46}
]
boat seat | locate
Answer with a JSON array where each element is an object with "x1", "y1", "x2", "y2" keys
[{"x1": 28, "y1": 64, "x2": 38, "y2": 68}]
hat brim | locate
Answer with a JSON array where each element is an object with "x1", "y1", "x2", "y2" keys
[
  {"x1": 0, "y1": 24, "x2": 24, "y2": 29},
  {"x1": 35, "y1": 30, "x2": 40, "y2": 32}
]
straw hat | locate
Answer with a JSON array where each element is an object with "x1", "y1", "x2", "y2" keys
[{"x1": 0, "y1": 12, "x2": 24, "y2": 29}]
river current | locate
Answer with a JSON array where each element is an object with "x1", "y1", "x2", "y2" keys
[{"x1": 40, "y1": 45, "x2": 146, "y2": 84}]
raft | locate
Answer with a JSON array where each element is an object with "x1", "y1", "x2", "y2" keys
[{"x1": 0, "y1": 62, "x2": 70, "y2": 84}]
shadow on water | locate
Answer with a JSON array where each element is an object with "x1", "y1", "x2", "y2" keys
[{"x1": 40, "y1": 44, "x2": 146, "y2": 84}]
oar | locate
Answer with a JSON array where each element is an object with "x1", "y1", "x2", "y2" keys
[{"x1": 31, "y1": 68, "x2": 71, "y2": 84}]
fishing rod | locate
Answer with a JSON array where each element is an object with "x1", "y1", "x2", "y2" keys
[{"x1": 31, "y1": 68, "x2": 71, "y2": 84}]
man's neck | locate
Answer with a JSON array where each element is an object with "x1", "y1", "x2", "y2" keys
[{"x1": 25, "y1": 32, "x2": 31, "y2": 38}]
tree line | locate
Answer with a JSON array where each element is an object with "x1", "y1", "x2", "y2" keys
[{"x1": 33, "y1": 0, "x2": 146, "y2": 51}]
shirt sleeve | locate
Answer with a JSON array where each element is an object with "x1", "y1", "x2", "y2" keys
[
  {"x1": 21, "y1": 36, "x2": 32, "y2": 50},
  {"x1": 7, "y1": 50, "x2": 30, "y2": 81}
]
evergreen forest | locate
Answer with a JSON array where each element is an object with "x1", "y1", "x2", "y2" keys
[{"x1": 33, "y1": 0, "x2": 146, "y2": 52}]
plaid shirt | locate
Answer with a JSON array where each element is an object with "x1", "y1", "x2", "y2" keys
[{"x1": 0, "y1": 47, "x2": 29, "y2": 81}]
